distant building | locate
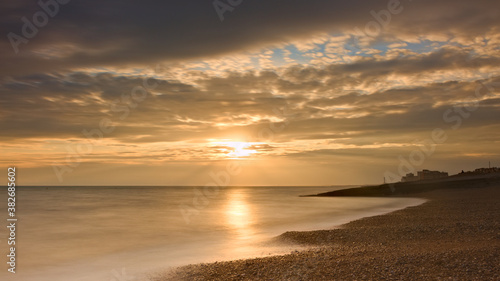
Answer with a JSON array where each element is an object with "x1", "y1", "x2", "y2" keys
[
  {"x1": 455, "y1": 166, "x2": 500, "y2": 177},
  {"x1": 401, "y1": 172, "x2": 419, "y2": 182},
  {"x1": 473, "y1": 167, "x2": 499, "y2": 174},
  {"x1": 418, "y1": 169, "x2": 449, "y2": 180},
  {"x1": 401, "y1": 169, "x2": 448, "y2": 182}
]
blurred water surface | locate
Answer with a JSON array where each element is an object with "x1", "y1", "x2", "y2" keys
[{"x1": 0, "y1": 186, "x2": 424, "y2": 281}]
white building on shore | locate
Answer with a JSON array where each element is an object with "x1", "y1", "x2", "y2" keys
[{"x1": 401, "y1": 169, "x2": 449, "y2": 182}]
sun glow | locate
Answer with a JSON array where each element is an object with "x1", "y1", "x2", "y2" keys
[{"x1": 209, "y1": 140, "x2": 260, "y2": 159}]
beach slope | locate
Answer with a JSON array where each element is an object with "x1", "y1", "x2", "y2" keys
[{"x1": 153, "y1": 177, "x2": 500, "y2": 280}]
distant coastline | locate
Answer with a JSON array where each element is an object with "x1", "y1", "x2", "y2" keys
[{"x1": 306, "y1": 172, "x2": 500, "y2": 197}]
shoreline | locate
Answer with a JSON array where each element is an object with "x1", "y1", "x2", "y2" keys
[
  {"x1": 152, "y1": 176, "x2": 500, "y2": 280},
  {"x1": 307, "y1": 173, "x2": 500, "y2": 197}
]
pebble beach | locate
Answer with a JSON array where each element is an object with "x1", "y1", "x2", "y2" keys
[{"x1": 152, "y1": 178, "x2": 500, "y2": 280}]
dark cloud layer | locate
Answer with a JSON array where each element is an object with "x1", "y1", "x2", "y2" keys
[{"x1": 1, "y1": 0, "x2": 499, "y2": 75}]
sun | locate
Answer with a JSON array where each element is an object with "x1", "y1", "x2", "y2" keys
[
  {"x1": 209, "y1": 140, "x2": 259, "y2": 159},
  {"x1": 223, "y1": 141, "x2": 257, "y2": 158}
]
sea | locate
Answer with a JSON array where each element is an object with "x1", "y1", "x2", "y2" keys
[{"x1": 0, "y1": 186, "x2": 425, "y2": 281}]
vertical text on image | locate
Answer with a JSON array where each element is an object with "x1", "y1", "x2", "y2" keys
[{"x1": 7, "y1": 167, "x2": 17, "y2": 273}]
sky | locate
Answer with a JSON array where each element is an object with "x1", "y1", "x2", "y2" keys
[{"x1": 1, "y1": 0, "x2": 499, "y2": 186}]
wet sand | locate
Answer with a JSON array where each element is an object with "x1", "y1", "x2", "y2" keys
[{"x1": 152, "y1": 177, "x2": 500, "y2": 280}]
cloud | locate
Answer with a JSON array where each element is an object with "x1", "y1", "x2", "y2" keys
[
  {"x1": 1, "y1": 0, "x2": 499, "y2": 75},
  {"x1": 1, "y1": 57, "x2": 499, "y2": 148}
]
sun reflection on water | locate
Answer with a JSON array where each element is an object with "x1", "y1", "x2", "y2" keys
[{"x1": 224, "y1": 189, "x2": 255, "y2": 241}]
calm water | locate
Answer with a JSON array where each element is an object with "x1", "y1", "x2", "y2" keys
[{"x1": 0, "y1": 186, "x2": 425, "y2": 281}]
